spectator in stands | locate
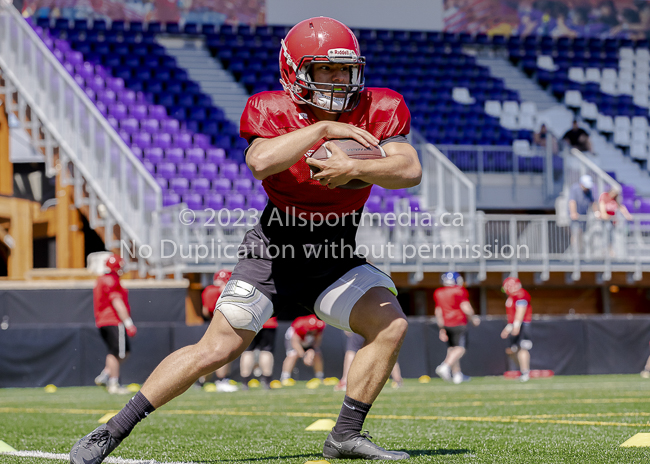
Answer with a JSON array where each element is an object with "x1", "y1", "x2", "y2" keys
[
  {"x1": 609, "y1": 8, "x2": 644, "y2": 39},
  {"x1": 597, "y1": 186, "x2": 633, "y2": 255},
  {"x1": 533, "y1": 124, "x2": 558, "y2": 153},
  {"x1": 281, "y1": 315, "x2": 325, "y2": 385},
  {"x1": 200, "y1": 270, "x2": 238, "y2": 392},
  {"x1": 334, "y1": 331, "x2": 403, "y2": 392},
  {"x1": 93, "y1": 254, "x2": 136, "y2": 395},
  {"x1": 500, "y1": 277, "x2": 533, "y2": 383},
  {"x1": 563, "y1": 120, "x2": 592, "y2": 153},
  {"x1": 434, "y1": 272, "x2": 480, "y2": 384},
  {"x1": 568, "y1": 175, "x2": 596, "y2": 254},
  {"x1": 595, "y1": 0, "x2": 620, "y2": 29},
  {"x1": 239, "y1": 316, "x2": 278, "y2": 390}
]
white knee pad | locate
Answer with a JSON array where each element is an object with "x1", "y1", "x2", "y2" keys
[
  {"x1": 215, "y1": 280, "x2": 273, "y2": 333},
  {"x1": 315, "y1": 264, "x2": 397, "y2": 331}
]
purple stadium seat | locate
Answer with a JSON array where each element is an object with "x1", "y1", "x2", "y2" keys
[
  {"x1": 108, "y1": 103, "x2": 127, "y2": 119},
  {"x1": 88, "y1": 76, "x2": 105, "y2": 93},
  {"x1": 84, "y1": 87, "x2": 96, "y2": 101},
  {"x1": 199, "y1": 163, "x2": 218, "y2": 180},
  {"x1": 121, "y1": 90, "x2": 137, "y2": 106},
  {"x1": 163, "y1": 191, "x2": 180, "y2": 207},
  {"x1": 170, "y1": 178, "x2": 190, "y2": 195},
  {"x1": 153, "y1": 133, "x2": 172, "y2": 148},
  {"x1": 142, "y1": 159, "x2": 155, "y2": 174},
  {"x1": 66, "y1": 51, "x2": 84, "y2": 66},
  {"x1": 106, "y1": 116, "x2": 118, "y2": 129},
  {"x1": 191, "y1": 178, "x2": 211, "y2": 194},
  {"x1": 130, "y1": 146, "x2": 143, "y2": 159},
  {"x1": 77, "y1": 62, "x2": 95, "y2": 80},
  {"x1": 144, "y1": 147, "x2": 164, "y2": 164},
  {"x1": 173, "y1": 133, "x2": 192, "y2": 150},
  {"x1": 106, "y1": 77, "x2": 125, "y2": 93},
  {"x1": 193, "y1": 133, "x2": 210, "y2": 148},
  {"x1": 233, "y1": 178, "x2": 253, "y2": 194},
  {"x1": 98, "y1": 89, "x2": 117, "y2": 105},
  {"x1": 157, "y1": 162, "x2": 176, "y2": 179},
  {"x1": 161, "y1": 119, "x2": 180, "y2": 134},
  {"x1": 185, "y1": 148, "x2": 205, "y2": 164},
  {"x1": 132, "y1": 132, "x2": 152, "y2": 148},
  {"x1": 220, "y1": 162, "x2": 239, "y2": 180},
  {"x1": 118, "y1": 130, "x2": 130, "y2": 144},
  {"x1": 248, "y1": 193, "x2": 267, "y2": 210},
  {"x1": 206, "y1": 193, "x2": 224, "y2": 210},
  {"x1": 149, "y1": 105, "x2": 167, "y2": 119},
  {"x1": 119, "y1": 118, "x2": 139, "y2": 133},
  {"x1": 155, "y1": 177, "x2": 168, "y2": 190},
  {"x1": 253, "y1": 179, "x2": 264, "y2": 191},
  {"x1": 409, "y1": 197, "x2": 421, "y2": 212},
  {"x1": 184, "y1": 193, "x2": 203, "y2": 210},
  {"x1": 179, "y1": 162, "x2": 197, "y2": 179},
  {"x1": 206, "y1": 148, "x2": 226, "y2": 164},
  {"x1": 141, "y1": 118, "x2": 160, "y2": 133},
  {"x1": 226, "y1": 194, "x2": 245, "y2": 210},
  {"x1": 128, "y1": 104, "x2": 148, "y2": 120},
  {"x1": 365, "y1": 195, "x2": 382, "y2": 213},
  {"x1": 212, "y1": 178, "x2": 232, "y2": 194},
  {"x1": 385, "y1": 196, "x2": 397, "y2": 212},
  {"x1": 165, "y1": 148, "x2": 184, "y2": 164}
]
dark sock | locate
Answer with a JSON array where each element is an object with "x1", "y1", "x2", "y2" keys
[
  {"x1": 330, "y1": 395, "x2": 372, "y2": 442},
  {"x1": 106, "y1": 391, "x2": 155, "y2": 440},
  {"x1": 262, "y1": 375, "x2": 272, "y2": 384}
]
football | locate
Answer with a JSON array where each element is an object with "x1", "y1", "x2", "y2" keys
[{"x1": 309, "y1": 139, "x2": 386, "y2": 189}]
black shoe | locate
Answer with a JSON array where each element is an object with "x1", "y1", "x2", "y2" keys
[
  {"x1": 70, "y1": 425, "x2": 122, "y2": 464},
  {"x1": 323, "y1": 432, "x2": 409, "y2": 460}
]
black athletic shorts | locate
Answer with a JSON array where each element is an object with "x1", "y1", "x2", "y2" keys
[
  {"x1": 346, "y1": 332, "x2": 365, "y2": 352},
  {"x1": 99, "y1": 325, "x2": 130, "y2": 359},
  {"x1": 444, "y1": 325, "x2": 468, "y2": 348},
  {"x1": 245, "y1": 328, "x2": 276, "y2": 352},
  {"x1": 509, "y1": 323, "x2": 533, "y2": 351},
  {"x1": 230, "y1": 201, "x2": 367, "y2": 320}
]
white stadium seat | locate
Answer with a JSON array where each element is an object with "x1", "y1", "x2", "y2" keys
[
  {"x1": 615, "y1": 116, "x2": 631, "y2": 130},
  {"x1": 632, "y1": 116, "x2": 648, "y2": 131},
  {"x1": 630, "y1": 142, "x2": 647, "y2": 160},
  {"x1": 452, "y1": 87, "x2": 475, "y2": 105},
  {"x1": 601, "y1": 68, "x2": 618, "y2": 82},
  {"x1": 632, "y1": 128, "x2": 648, "y2": 143},
  {"x1": 500, "y1": 113, "x2": 518, "y2": 130},
  {"x1": 619, "y1": 69, "x2": 634, "y2": 83},
  {"x1": 580, "y1": 101, "x2": 598, "y2": 121},
  {"x1": 635, "y1": 60, "x2": 650, "y2": 73},
  {"x1": 597, "y1": 114, "x2": 614, "y2": 133},
  {"x1": 618, "y1": 80, "x2": 633, "y2": 96},
  {"x1": 518, "y1": 113, "x2": 536, "y2": 130},
  {"x1": 636, "y1": 48, "x2": 650, "y2": 63},
  {"x1": 620, "y1": 48, "x2": 635, "y2": 61},
  {"x1": 537, "y1": 55, "x2": 558, "y2": 71},
  {"x1": 614, "y1": 127, "x2": 631, "y2": 147},
  {"x1": 520, "y1": 101, "x2": 537, "y2": 116},
  {"x1": 502, "y1": 101, "x2": 519, "y2": 115},
  {"x1": 568, "y1": 67, "x2": 585, "y2": 83},
  {"x1": 513, "y1": 139, "x2": 531, "y2": 156},
  {"x1": 564, "y1": 90, "x2": 582, "y2": 108},
  {"x1": 601, "y1": 80, "x2": 617, "y2": 95},
  {"x1": 484, "y1": 100, "x2": 502, "y2": 118},
  {"x1": 634, "y1": 94, "x2": 649, "y2": 107},
  {"x1": 585, "y1": 68, "x2": 601, "y2": 83},
  {"x1": 619, "y1": 59, "x2": 635, "y2": 71}
]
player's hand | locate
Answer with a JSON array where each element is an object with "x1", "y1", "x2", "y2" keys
[
  {"x1": 318, "y1": 121, "x2": 379, "y2": 148},
  {"x1": 303, "y1": 349, "x2": 315, "y2": 366},
  {"x1": 511, "y1": 325, "x2": 520, "y2": 337},
  {"x1": 500, "y1": 327, "x2": 510, "y2": 339},
  {"x1": 570, "y1": 212, "x2": 579, "y2": 221},
  {"x1": 126, "y1": 324, "x2": 137, "y2": 337},
  {"x1": 439, "y1": 329, "x2": 448, "y2": 342},
  {"x1": 307, "y1": 142, "x2": 358, "y2": 189},
  {"x1": 471, "y1": 315, "x2": 481, "y2": 327}
]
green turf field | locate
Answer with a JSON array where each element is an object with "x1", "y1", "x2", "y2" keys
[{"x1": 1, "y1": 375, "x2": 650, "y2": 463}]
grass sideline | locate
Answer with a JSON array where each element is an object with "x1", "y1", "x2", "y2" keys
[{"x1": 1, "y1": 375, "x2": 650, "y2": 463}]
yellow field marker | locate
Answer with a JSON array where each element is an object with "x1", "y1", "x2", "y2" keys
[
  {"x1": 0, "y1": 440, "x2": 16, "y2": 452},
  {"x1": 305, "y1": 460, "x2": 330, "y2": 464},
  {"x1": 620, "y1": 433, "x2": 650, "y2": 447},
  {"x1": 305, "y1": 419, "x2": 336, "y2": 431},
  {"x1": 97, "y1": 412, "x2": 118, "y2": 424}
]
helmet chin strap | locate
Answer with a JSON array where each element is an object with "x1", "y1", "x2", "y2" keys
[{"x1": 312, "y1": 91, "x2": 349, "y2": 111}]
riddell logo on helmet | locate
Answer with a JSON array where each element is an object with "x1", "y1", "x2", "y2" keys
[{"x1": 328, "y1": 49, "x2": 357, "y2": 59}]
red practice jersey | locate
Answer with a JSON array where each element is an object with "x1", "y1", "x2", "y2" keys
[
  {"x1": 201, "y1": 285, "x2": 222, "y2": 318},
  {"x1": 240, "y1": 88, "x2": 411, "y2": 218},
  {"x1": 434, "y1": 286, "x2": 470, "y2": 327},
  {"x1": 506, "y1": 288, "x2": 533, "y2": 324},
  {"x1": 598, "y1": 192, "x2": 618, "y2": 216},
  {"x1": 94, "y1": 272, "x2": 130, "y2": 327},
  {"x1": 263, "y1": 316, "x2": 278, "y2": 329},
  {"x1": 291, "y1": 315, "x2": 325, "y2": 340}
]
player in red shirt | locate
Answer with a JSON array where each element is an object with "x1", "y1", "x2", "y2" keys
[
  {"x1": 93, "y1": 254, "x2": 136, "y2": 395},
  {"x1": 200, "y1": 270, "x2": 238, "y2": 392},
  {"x1": 71, "y1": 17, "x2": 420, "y2": 463},
  {"x1": 597, "y1": 186, "x2": 633, "y2": 257},
  {"x1": 501, "y1": 277, "x2": 533, "y2": 382},
  {"x1": 280, "y1": 315, "x2": 326, "y2": 384},
  {"x1": 240, "y1": 316, "x2": 279, "y2": 389},
  {"x1": 433, "y1": 272, "x2": 480, "y2": 384}
]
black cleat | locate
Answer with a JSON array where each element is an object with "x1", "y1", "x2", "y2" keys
[
  {"x1": 323, "y1": 432, "x2": 409, "y2": 460},
  {"x1": 70, "y1": 425, "x2": 122, "y2": 464}
]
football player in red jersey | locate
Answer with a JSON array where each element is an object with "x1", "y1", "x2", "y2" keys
[
  {"x1": 280, "y1": 315, "x2": 326, "y2": 384},
  {"x1": 433, "y1": 272, "x2": 480, "y2": 384},
  {"x1": 200, "y1": 270, "x2": 238, "y2": 392},
  {"x1": 71, "y1": 17, "x2": 420, "y2": 463},
  {"x1": 93, "y1": 254, "x2": 136, "y2": 395},
  {"x1": 500, "y1": 277, "x2": 533, "y2": 382}
]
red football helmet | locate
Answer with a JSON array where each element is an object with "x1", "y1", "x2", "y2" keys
[
  {"x1": 214, "y1": 269, "x2": 232, "y2": 285},
  {"x1": 502, "y1": 277, "x2": 521, "y2": 295},
  {"x1": 279, "y1": 17, "x2": 365, "y2": 112},
  {"x1": 106, "y1": 254, "x2": 125, "y2": 274}
]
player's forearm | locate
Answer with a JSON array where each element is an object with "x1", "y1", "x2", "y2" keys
[
  {"x1": 350, "y1": 146, "x2": 421, "y2": 189},
  {"x1": 514, "y1": 306, "x2": 527, "y2": 326},
  {"x1": 291, "y1": 335, "x2": 304, "y2": 355},
  {"x1": 112, "y1": 297, "x2": 130, "y2": 323},
  {"x1": 434, "y1": 308, "x2": 444, "y2": 328},
  {"x1": 460, "y1": 301, "x2": 475, "y2": 317},
  {"x1": 246, "y1": 123, "x2": 327, "y2": 180}
]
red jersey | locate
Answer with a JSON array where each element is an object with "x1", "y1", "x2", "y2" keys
[
  {"x1": 506, "y1": 288, "x2": 533, "y2": 324},
  {"x1": 263, "y1": 316, "x2": 278, "y2": 329},
  {"x1": 599, "y1": 192, "x2": 618, "y2": 216},
  {"x1": 434, "y1": 286, "x2": 470, "y2": 327},
  {"x1": 93, "y1": 272, "x2": 130, "y2": 328},
  {"x1": 291, "y1": 315, "x2": 325, "y2": 340},
  {"x1": 240, "y1": 88, "x2": 411, "y2": 218},
  {"x1": 201, "y1": 285, "x2": 222, "y2": 318}
]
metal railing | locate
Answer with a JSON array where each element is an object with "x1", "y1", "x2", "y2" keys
[{"x1": 0, "y1": 3, "x2": 161, "y2": 262}]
